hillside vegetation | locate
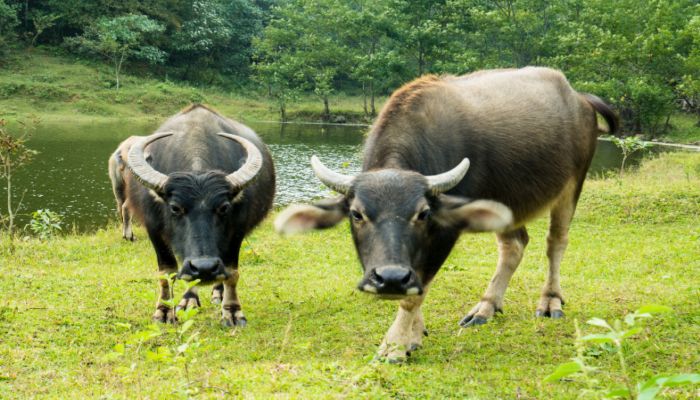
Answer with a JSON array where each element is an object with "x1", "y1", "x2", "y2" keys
[{"x1": 0, "y1": 49, "x2": 382, "y2": 125}]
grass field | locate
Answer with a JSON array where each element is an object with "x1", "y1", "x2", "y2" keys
[
  {"x1": 0, "y1": 152, "x2": 698, "y2": 399},
  {"x1": 0, "y1": 48, "x2": 381, "y2": 126}
]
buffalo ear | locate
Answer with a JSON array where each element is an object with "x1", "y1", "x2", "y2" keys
[
  {"x1": 434, "y1": 195, "x2": 513, "y2": 232},
  {"x1": 274, "y1": 196, "x2": 347, "y2": 235}
]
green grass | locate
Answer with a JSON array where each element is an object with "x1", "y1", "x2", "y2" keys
[
  {"x1": 660, "y1": 113, "x2": 700, "y2": 145},
  {"x1": 0, "y1": 48, "x2": 381, "y2": 125},
  {"x1": 1, "y1": 152, "x2": 698, "y2": 399}
]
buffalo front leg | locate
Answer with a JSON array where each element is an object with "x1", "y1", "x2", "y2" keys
[
  {"x1": 460, "y1": 227, "x2": 529, "y2": 327},
  {"x1": 537, "y1": 185, "x2": 577, "y2": 318},
  {"x1": 221, "y1": 269, "x2": 247, "y2": 327},
  {"x1": 378, "y1": 293, "x2": 427, "y2": 363},
  {"x1": 176, "y1": 286, "x2": 201, "y2": 312},
  {"x1": 153, "y1": 267, "x2": 177, "y2": 323},
  {"x1": 211, "y1": 283, "x2": 224, "y2": 304}
]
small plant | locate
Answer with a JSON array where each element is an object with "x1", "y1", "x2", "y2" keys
[
  {"x1": 544, "y1": 305, "x2": 700, "y2": 399},
  {"x1": 106, "y1": 275, "x2": 203, "y2": 398},
  {"x1": 610, "y1": 136, "x2": 653, "y2": 177},
  {"x1": 27, "y1": 209, "x2": 63, "y2": 239},
  {"x1": 0, "y1": 116, "x2": 39, "y2": 252}
]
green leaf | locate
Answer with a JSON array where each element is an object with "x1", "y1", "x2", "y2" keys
[
  {"x1": 179, "y1": 319, "x2": 195, "y2": 335},
  {"x1": 587, "y1": 317, "x2": 612, "y2": 330},
  {"x1": 620, "y1": 327, "x2": 642, "y2": 339},
  {"x1": 604, "y1": 386, "x2": 630, "y2": 398},
  {"x1": 662, "y1": 373, "x2": 700, "y2": 386},
  {"x1": 580, "y1": 333, "x2": 616, "y2": 344},
  {"x1": 637, "y1": 385, "x2": 662, "y2": 400},
  {"x1": 635, "y1": 305, "x2": 672, "y2": 315},
  {"x1": 543, "y1": 362, "x2": 582, "y2": 383}
]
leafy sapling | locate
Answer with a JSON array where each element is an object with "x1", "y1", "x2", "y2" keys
[
  {"x1": 610, "y1": 136, "x2": 653, "y2": 177},
  {"x1": 544, "y1": 305, "x2": 700, "y2": 399}
]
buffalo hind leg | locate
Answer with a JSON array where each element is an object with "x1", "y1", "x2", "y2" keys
[
  {"x1": 378, "y1": 292, "x2": 427, "y2": 363},
  {"x1": 211, "y1": 283, "x2": 224, "y2": 304},
  {"x1": 121, "y1": 199, "x2": 135, "y2": 241},
  {"x1": 221, "y1": 269, "x2": 247, "y2": 327},
  {"x1": 536, "y1": 182, "x2": 578, "y2": 318},
  {"x1": 460, "y1": 227, "x2": 529, "y2": 327}
]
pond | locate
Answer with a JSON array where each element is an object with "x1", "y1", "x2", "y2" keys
[{"x1": 2, "y1": 120, "x2": 666, "y2": 232}]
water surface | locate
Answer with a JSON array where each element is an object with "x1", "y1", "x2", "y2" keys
[{"x1": 3, "y1": 120, "x2": 661, "y2": 232}]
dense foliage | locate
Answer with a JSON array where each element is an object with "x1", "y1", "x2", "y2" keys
[{"x1": 1, "y1": 0, "x2": 698, "y2": 133}]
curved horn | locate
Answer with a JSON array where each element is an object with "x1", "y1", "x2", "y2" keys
[
  {"x1": 127, "y1": 131, "x2": 174, "y2": 192},
  {"x1": 310, "y1": 155, "x2": 354, "y2": 195},
  {"x1": 216, "y1": 132, "x2": 263, "y2": 191},
  {"x1": 425, "y1": 158, "x2": 470, "y2": 195}
]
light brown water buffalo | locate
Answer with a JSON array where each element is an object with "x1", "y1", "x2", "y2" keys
[
  {"x1": 275, "y1": 67, "x2": 618, "y2": 361},
  {"x1": 108, "y1": 135, "x2": 141, "y2": 241}
]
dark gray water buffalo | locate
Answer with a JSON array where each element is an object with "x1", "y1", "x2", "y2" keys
[
  {"x1": 124, "y1": 104, "x2": 275, "y2": 326},
  {"x1": 275, "y1": 67, "x2": 618, "y2": 361},
  {"x1": 108, "y1": 135, "x2": 141, "y2": 241}
]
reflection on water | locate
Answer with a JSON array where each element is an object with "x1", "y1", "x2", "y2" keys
[{"x1": 2, "y1": 119, "x2": 662, "y2": 232}]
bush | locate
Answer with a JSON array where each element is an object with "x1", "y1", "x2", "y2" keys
[{"x1": 27, "y1": 209, "x2": 63, "y2": 239}]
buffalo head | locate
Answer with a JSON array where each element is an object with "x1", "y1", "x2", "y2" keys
[
  {"x1": 127, "y1": 132, "x2": 263, "y2": 283},
  {"x1": 275, "y1": 156, "x2": 513, "y2": 299}
]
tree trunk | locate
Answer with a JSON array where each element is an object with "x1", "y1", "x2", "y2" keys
[
  {"x1": 362, "y1": 82, "x2": 368, "y2": 116},
  {"x1": 370, "y1": 80, "x2": 376, "y2": 116},
  {"x1": 5, "y1": 162, "x2": 14, "y2": 252},
  {"x1": 323, "y1": 97, "x2": 330, "y2": 120},
  {"x1": 280, "y1": 103, "x2": 286, "y2": 122},
  {"x1": 662, "y1": 113, "x2": 672, "y2": 134}
]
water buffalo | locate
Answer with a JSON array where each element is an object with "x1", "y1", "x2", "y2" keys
[
  {"x1": 124, "y1": 104, "x2": 275, "y2": 326},
  {"x1": 275, "y1": 67, "x2": 618, "y2": 361},
  {"x1": 108, "y1": 135, "x2": 142, "y2": 241}
]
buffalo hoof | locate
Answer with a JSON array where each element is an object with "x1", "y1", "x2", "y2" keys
[
  {"x1": 153, "y1": 306, "x2": 176, "y2": 324},
  {"x1": 535, "y1": 309, "x2": 565, "y2": 319},
  {"x1": 221, "y1": 316, "x2": 247, "y2": 328},
  {"x1": 459, "y1": 314, "x2": 488, "y2": 328},
  {"x1": 176, "y1": 291, "x2": 201, "y2": 312}
]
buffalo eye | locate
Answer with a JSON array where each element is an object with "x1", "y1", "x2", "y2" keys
[
  {"x1": 216, "y1": 203, "x2": 231, "y2": 215},
  {"x1": 350, "y1": 209, "x2": 364, "y2": 222},
  {"x1": 170, "y1": 203, "x2": 184, "y2": 216},
  {"x1": 416, "y1": 208, "x2": 431, "y2": 222}
]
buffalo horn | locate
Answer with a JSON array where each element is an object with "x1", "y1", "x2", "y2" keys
[
  {"x1": 216, "y1": 132, "x2": 263, "y2": 191},
  {"x1": 310, "y1": 155, "x2": 354, "y2": 195},
  {"x1": 425, "y1": 158, "x2": 470, "y2": 195},
  {"x1": 127, "y1": 131, "x2": 174, "y2": 192}
]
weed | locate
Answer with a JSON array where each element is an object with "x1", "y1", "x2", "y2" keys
[
  {"x1": 544, "y1": 305, "x2": 700, "y2": 399},
  {"x1": 27, "y1": 209, "x2": 63, "y2": 239}
]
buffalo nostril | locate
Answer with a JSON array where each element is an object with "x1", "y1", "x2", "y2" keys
[
  {"x1": 189, "y1": 264, "x2": 198, "y2": 273},
  {"x1": 371, "y1": 269, "x2": 384, "y2": 286},
  {"x1": 401, "y1": 272, "x2": 411, "y2": 285}
]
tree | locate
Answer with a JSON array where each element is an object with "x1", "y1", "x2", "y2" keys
[
  {"x1": 0, "y1": 117, "x2": 38, "y2": 252},
  {"x1": 0, "y1": 0, "x2": 19, "y2": 56},
  {"x1": 64, "y1": 14, "x2": 166, "y2": 89},
  {"x1": 29, "y1": 11, "x2": 60, "y2": 47},
  {"x1": 254, "y1": 0, "x2": 348, "y2": 119},
  {"x1": 169, "y1": 0, "x2": 263, "y2": 84}
]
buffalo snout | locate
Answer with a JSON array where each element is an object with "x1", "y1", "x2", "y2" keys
[
  {"x1": 179, "y1": 257, "x2": 227, "y2": 282},
  {"x1": 359, "y1": 265, "x2": 423, "y2": 297}
]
